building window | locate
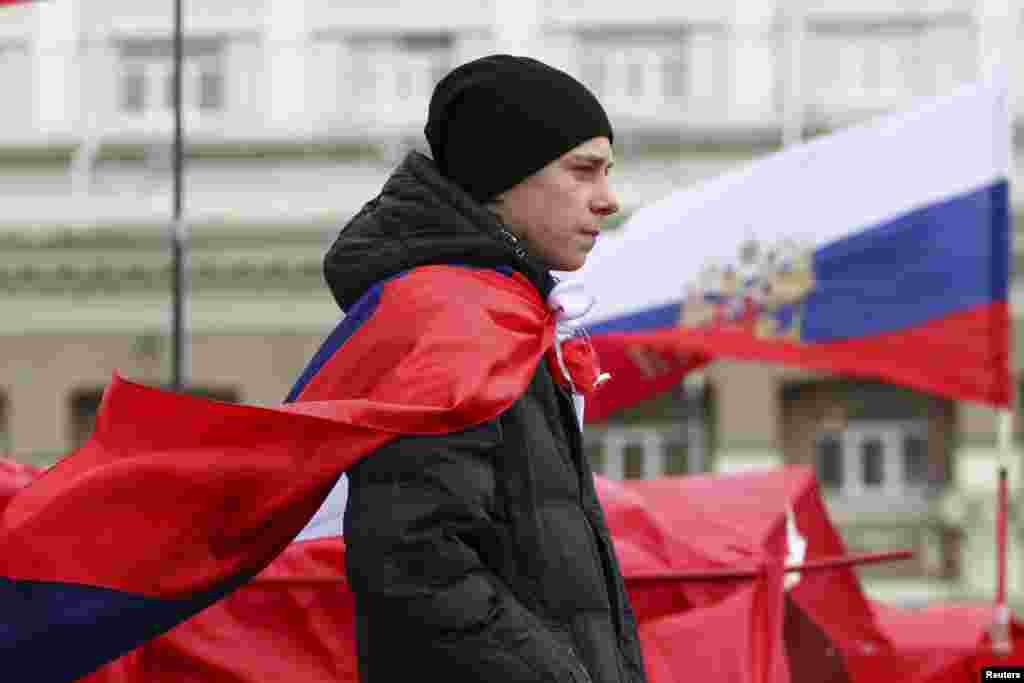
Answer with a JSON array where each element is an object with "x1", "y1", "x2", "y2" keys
[
  {"x1": 788, "y1": 380, "x2": 957, "y2": 580},
  {"x1": 806, "y1": 16, "x2": 974, "y2": 117},
  {"x1": 70, "y1": 385, "x2": 240, "y2": 450},
  {"x1": 162, "y1": 69, "x2": 176, "y2": 110},
  {"x1": 584, "y1": 381, "x2": 715, "y2": 478},
  {"x1": 120, "y1": 64, "x2": 147, "y2": 112},
  {"x1": 861, "y1": 436, "x2": 884, "y2": 486},
  {"x1": 0, "y1": 43, "x2": 31, "y2": 130},
  {"x1": 815, "y1": 421, "x2": 930, "y2": 498},
  {"x1": 585, "y1": 426, "x2": 686, "y2": 480},
  {"x1": 815, "y1": 432, "x2": 842, "y2": 488},
  {"x1": 198, "y1": 64, "x2": 225, "y2": 110},
  {"x1": 662, "y1": 51, "x2": 687, "y2": 99},
  {"x1": 576, "y1": 27, "x2": 721, "y2": 118},
  {"x1": 399, "y1": 32, "x2": 454, "y2": 83},
  {"x1": 626, "y1": 59, "x2": 646, "y2": 98},
  {"x1": 70, "y1": 389, "x2": 102, "y2": 450},
  {"x1": 117, "y1": 38, "x2": 227, "y2": 117},
  {"x1": 347, "y1": 31, "x2": 454, "y2": 124},
  {"x1": 783, "y1": 378, "x2": 953, "y2": 503},
  {"x1": 903, "y1": 430, "x2": 929, "y2": 485},
  {"x1": 579, "y1": 46, "x2": 607, "y2": 97}
]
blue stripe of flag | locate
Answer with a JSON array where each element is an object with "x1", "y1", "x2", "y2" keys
[
  {"x1": 587, "y1": 180, "x2": 1009, "y2": 342},
  {"x1": 0, "y1": 572, "x2": 252, "y2": 681},
  {"x1": 284, "y1": 282, "x2": 385, "y2": 403}
]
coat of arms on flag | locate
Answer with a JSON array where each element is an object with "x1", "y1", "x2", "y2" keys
[{"x1": 680, "y1": 237, "x2": 817, "y2": 341}]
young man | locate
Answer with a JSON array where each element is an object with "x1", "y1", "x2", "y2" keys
[{"x1": 324, "y1": 55, "x2": 646, "y2": 683}]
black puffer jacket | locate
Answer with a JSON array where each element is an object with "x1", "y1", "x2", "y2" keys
[{"x1": 324, "y1": 152, "x2": 647, "y2": 683}]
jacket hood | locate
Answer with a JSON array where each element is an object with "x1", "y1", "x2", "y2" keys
[{"x1": 323, "y1": 151, "x2": 554, "y2": 313}]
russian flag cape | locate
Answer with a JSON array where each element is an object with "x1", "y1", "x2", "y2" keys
[{"x1": 0, "y1": 266, "x2": 557, "y2": 681}]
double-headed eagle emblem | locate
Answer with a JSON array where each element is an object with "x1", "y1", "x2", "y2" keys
[{"x1": 679, "y1": 237, "x2": 816, "y2": 341}]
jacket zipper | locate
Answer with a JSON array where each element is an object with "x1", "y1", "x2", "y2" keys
[{"x1": 497, "y1": 227, "x2": 529, "y2": 260}]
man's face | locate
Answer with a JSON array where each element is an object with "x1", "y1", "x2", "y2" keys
[{"x1": 493, "y1": 136, "x2": 619, "y2": 272}]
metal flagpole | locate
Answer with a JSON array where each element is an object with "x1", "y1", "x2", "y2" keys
[
  {"x1": 993, "y1": 412, "x2": 1013, "y2": 654},
  {"x1": 170, "y1": 0, "x2": 189, "y2": 391},
  {"x1": 981, "y1": 0, "x2": 1017, "y2": 654}
]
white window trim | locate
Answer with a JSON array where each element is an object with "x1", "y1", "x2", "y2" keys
[
  {"x1": 575, "y1": 27, "x2": 726, "y2": 123},
  {"x1": 586, "y1": 425, "x2": 695, "y2": 480},
  {"x1": 817, "y1": 420, "x2": 929, "y2": 500},
  {"x1": 602, "y1": 428, "x2": 667, "y2": 480}
]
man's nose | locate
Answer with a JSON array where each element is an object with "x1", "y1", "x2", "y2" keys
[{"x1": 593, "y1": 184, "x2": 620, "y2": 217}]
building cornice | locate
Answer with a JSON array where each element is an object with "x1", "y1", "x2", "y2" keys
[{"x1": 1, "y1": 223, "x2": 331, "y2": 295}]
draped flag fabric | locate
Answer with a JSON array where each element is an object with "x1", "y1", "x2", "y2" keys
[
  {"x1": 577, "y1": 70, "x2": 1012, "y2": 422},
  {"x1": 0, "y1": 266, "x2": 557, "y2": 681}
]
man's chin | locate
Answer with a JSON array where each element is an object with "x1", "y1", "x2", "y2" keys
[{"x1": 551, "y1": 260, "x2": 586, "y2": 274}]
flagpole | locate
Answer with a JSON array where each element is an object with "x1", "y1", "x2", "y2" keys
[
  {"x1": 170, "y1": 0, "x2": 189, "y2": 391},
  {"x1": 985, "y1": 0, "x2": 1017, "y2": 646},
  {"x1": 996, "y1": 464, "x2": 1009, "y2": 603},
  {"x1": 995, "y1": 392, "x2": 1011, "y2": 628},
  {"x1": 993, "y1": 416, "x2": 1013, "y2": 654}
]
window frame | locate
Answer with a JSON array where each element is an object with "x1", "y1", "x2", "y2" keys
[
  {"x1": 815, "y1": 419, "x2": 930, "y2": 500},
  {"x1": 574, "y1": 26, "x2": 724, "y2": 119},
  {"x1": 116, "y1": 39, "x2": 227, "y2": 119}
]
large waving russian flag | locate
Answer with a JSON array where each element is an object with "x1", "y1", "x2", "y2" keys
[{"x1": 579, "y1": 70, "x2": 1011, "y2": 422}]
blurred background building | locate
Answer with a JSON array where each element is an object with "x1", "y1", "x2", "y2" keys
[{"x1": 1, "y1": 0, "x2": 1022, "y2": 608}]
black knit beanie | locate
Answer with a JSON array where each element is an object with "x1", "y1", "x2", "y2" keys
[{"x1": 425, "y1": 55, "x2": 614, "y2": 202}]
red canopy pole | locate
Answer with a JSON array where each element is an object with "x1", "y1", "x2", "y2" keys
[
  {"x1": 794, "y1": 549, "x2": 914, "y2": 573},
  {"x1": 997, "y1": 466, "x2": 1008, "y2": 608},
  {"x1": 625, "y1": 549, "x2": 914, "y2": 584},
  {"x1": 991, "y1": 465, "x2": 1012, "y2": 655}
]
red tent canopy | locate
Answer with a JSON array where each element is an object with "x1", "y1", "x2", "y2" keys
[{"x1": 1, "y1": 458, "x2": 1016, "y2": 682}]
